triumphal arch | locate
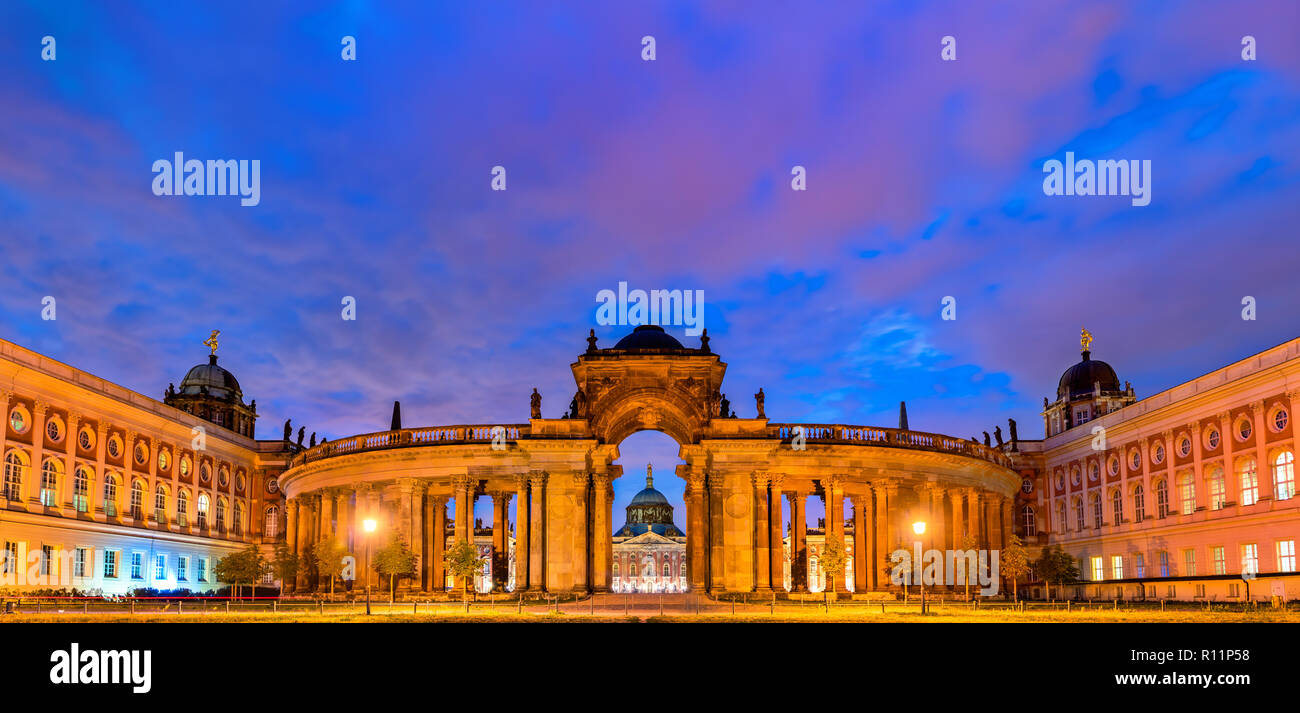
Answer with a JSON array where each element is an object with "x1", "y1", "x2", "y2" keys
[{"x1": 278, "y1": 324, "x2": 1020, "y2": 595}]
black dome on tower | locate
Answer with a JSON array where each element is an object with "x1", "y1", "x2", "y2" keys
[
  {"x1": 1056, "y1": 352, "x2": 1122, "y2": 400},
  {"x1": 613, "y1": 324, "x2": 686, "y2": 351}
]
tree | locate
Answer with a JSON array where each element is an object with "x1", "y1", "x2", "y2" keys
[
  {"x1": 313, "y1": 538, "x2": 350, "y2": 597},
  {"x1": 444, "y1": 539, "x2": 485, "y2": 602},
  {"x1": 213, "y1": 545, "x2": 268, "y2": 600},
  {"x1": 271, "y1": 541, "x2": 298, "y2": 592},
  {"x1": 1000, "y1": 534, "x2": 1031, "y2": 602},
  {"x1": 1032, "y1": 545, "x2": 1080, "y2": 602},
  {"x1": 819, "y1": 536, "x2": 848, "y2": 598},
  {"x1": 881, "y1": 541, "x2": 909, "y2": 595},
  {"x1": 373, "y1": 533, "x2": 417, "y2": 602}
]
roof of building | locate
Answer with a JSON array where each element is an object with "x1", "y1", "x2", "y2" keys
[{"x1": 178, "y1": 354, "x2": 243, "y2": 401}]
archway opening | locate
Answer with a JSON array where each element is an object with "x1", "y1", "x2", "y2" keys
[{"x1": 610, "y1": 430, "x2": 687, "y2": 594}]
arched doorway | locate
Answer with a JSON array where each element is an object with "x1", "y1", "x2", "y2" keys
[{"x1": 610, "y1": 431, "x2": 687, "y2": 593}]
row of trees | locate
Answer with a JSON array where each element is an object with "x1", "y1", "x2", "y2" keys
[
  {"x1": 814, "y1": 533, "x2": 1079, "y2": 602},
  {"x1": 211, "y1": 535, "x2": 487, "y2": 599}
]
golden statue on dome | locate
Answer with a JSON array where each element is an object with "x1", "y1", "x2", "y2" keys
[
  {"x1": 204, "y1": 329, "x2": 220, "y2": 355},
  {"x1": 1080, "y1": 327, "x2": 1093, "y2": 354}
]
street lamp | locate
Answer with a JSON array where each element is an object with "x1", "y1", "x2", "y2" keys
[
  {"x1": 912, "y1": 520, "x2": 927, "y2": 614},
  {"x1": 362, "y1": 518, "x2": 377, "y2": 615}
]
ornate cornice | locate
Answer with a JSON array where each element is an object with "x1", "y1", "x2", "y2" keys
[{"x1": 751, "y1": 471, "x2": 771, "y2": 488}]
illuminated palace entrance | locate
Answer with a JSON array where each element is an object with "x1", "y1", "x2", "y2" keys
[{"x1": 279, "y1": 323, "x2": 1021, "y2": 595}]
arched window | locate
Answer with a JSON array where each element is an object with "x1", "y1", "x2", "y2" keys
[
  {"x1": 1239, "y1": 457, "x2": 1259, "y2": 506},
  {"x1": 1055, "y1": 501, "x2": 1066, "y2": 533},
  {"x1": 1178, "y1": 473, "x2": 1195, "y2": 514},
  {"x1": 663, "y1": 561, "x2": 671, "y2": 577},
  {"x1": 216, "y1": 498, "x2": 227, "y2": 532},
  {"x1": 73, "y1": 467, "x2": 90, "y2": 513},
  {"x1": 103, "y1": 474, "x2": 118, "y2": 517},
  {"x1": 1206, "y1": 466, "x2": 1226, "y2": 510},
  {"x1": 264, "y1": 505, "x2": 279, "y2": 538},
  {"x1": 679, "y1": 559, "x2": 687, "y2": 579},
  {"x1": 129, "y1": 480, "x2": 144, "y2": 519},
  {"x1": 40, "y1": 458, "x2": 61, "y2": 507},
  {"x1": 1154, "y1": 479, "x2": 1169, "y2": 518},
  {"x1": 1110, "y1": 488, "x2": 1123, "y2": 524},
  {"x1": 612, "y1": 561, "x2": 620, "y2": 576},
  {"x1": 1132, "y1": 484, "x2": 1145, "y2": 521},
  {"x1": 177, "y1": 490, "x2": 189, "y2": 526},
  {"x1": 233, "y1": 501, "x2": 244, "y2": 536},
  {"x1": 4, "y1": 450, "x2": 28, "y2": 500},
  {"x1": 1021, "y1": 505, "x2": 1036, "y2": 534},
  {"x1": 197, "y1": 493, "x2": 210, "y2": 529},
  {"x1": 154, "y1": 484, "x2": 168, "y2": 523},
  {"x1": 1090, "y1": 493, "x2": 1103, "y2": 528},
  {"x1": 629, "y1": 561, "x2": 638, "y2": 577},
  {"x1": 1072, "y1": 497, "x2": 1084, "y2": 530},
  {"x1": 1273, "y1": 450, "x2": 1294, "y2": 501}
]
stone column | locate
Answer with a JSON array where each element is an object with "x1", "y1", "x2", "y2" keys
[
  {"x1": 30, "y1": 402, "x2": 47, "y2": 507},
  {"x1": 1000, "y1": 497, "x2": 1013, "y2": 550},
  {"x1": 514, "y1": 475, "x2": 530, "y2": 591},
  {"x1": 430, "y1": 496, "x2": 447, "y2": 592},
  {"x1": 707, "y1": 472, "x2": 725, "y2": 592},
  {"x1": 951, "y1": 488, "x2": 965, "y2": 546},
  {"x1": 969, "y1": 489, "x2": 986, "y2": 550},
  {"x1": 826, "y1": 476, "x2": 845, "y2": 593},
  {"x1": 285, "y1": 498, "x2": 299, "y2": 592},
  {"x1": 685, "y1": 471, "x2": 707, "y2": 592},
  {"x1": 1221, "y1": 411, "x2": 1237, "y2": 506},
  {"x1": 752, "y1": 472, "x2": 771, "y2": 592},
  {"x1": 572, "y1": 473, "x2": 589, "y2": 591},
  {"x1": 450, "y1": 475, "x2": 472, "y2": 592},
  {"x1": 1190, "y1": 421, "x2": 1206, "y2": 512},
  {"x1": 788, "y1": 491, "x2": 807, "y2": 591},
  {"x1": 320, "y1": 488, "x2": 336, "y2": 542},
  {"x1": 408, "y1": 481, "x2": 425, "y2": 591},
  {"x1": 294, "y1": 497, "x2": 311, "y2": 590},
  {"x1": 929, "y1": 485, "x2": 947, "y2": 552},
  {"x1": 592, "y1": 474, "x2": 612, "y2": 592},
  {"x1": 875, "y1": 482, "x2": 895, "y2": 588},
  {"x1": 852, "y1": 493, "x2": 870, "y2": 592},
  {"x1": 528, "y1": 472, "x2": 547, "y2": 591},
  {"x1": 769, "y1": 474, "x2": 786, "y2": 592},
  {"x1": 61, "y1": 413, "x2": 80, "y2": 512},
  {"x1": 337, "y1": 490, "x2": 354, "y2": 554},
  {"x1": 491, "y1": 491, "x2": 510, "y2": 591},
  {"x1": 94, "y1": 422, "x2": 109, "y2": 520},
  {"x1": 1253, "y1": 401, "x2": 1272, "y2": 502}
]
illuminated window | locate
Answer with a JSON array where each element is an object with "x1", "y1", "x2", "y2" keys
[
  {"x1": 1110, "y1": 488, "x2": 1122, "y2": 524},
  {"x1": 177, "y1": 490, "x2": 189, "y2": 527},
  {"x1": 1239, "y1": 458, "x2": 1258, "y2": 506},
  {"x1": 1241, "y1": 544, "x2": 1259, "y2": 577},
  {"x1": 130, "y1": 552, "x2": 143, "y2": 580},
  {"x1": 103, "y1": 475, "x2": 118, "y2": 517},
  {"x1": 40, "y1": 545, "x2": 54, "y2": 577},
  {"x1": 216, "y1": 498, "x2": 227, "y2": 532},
  {"x1": 107, "y1": 435, "x2": 121, "y2": 458},
  {"x1": 197, "y1": 493, "x2": 210, "y2": 529},
  {"x1": 4, "y1": 450, "x2": 27, "y2": 500},
  {"x1": 103, "y1": 550, "x2": 118, "y2": 578},
  {"x1": 233, "y1": 501, "x2": 244, "y2": 535},
  {"x1": 178, "y1": 555, "x2": 189, "y2": 582},
  {"x1": 1132, "y1": 485, "x2": 1145, "y2": 521},
  {"x1": 1158, "y1": 551, "x2": 1169, "y2": 577},
  {"x1": 1, "y1": 541, "x2": 16, "y2": 575},
  {"x1": 1090, "y1": 493, "x2": 1102, "y2": 528},
  {"x1": 9, "y1": 407, "x2": 27, "y2": 433},
  {"x1": 1183, "y1": 549, "x2": 1196, "y2": 576},
  {"x1": 154, "y1": 484, "x2": 168, "y2": 523},
  {"x1": 1278, "y1": 541, "x2": 1296, "y2": 573},
  {"x1": 158, "y1": 450, "x2": 169, "y2": 472},
  {"x1": 40, "y1": 458, "x2": 60, "y2": 507},
  {"x1": 154, "y1": 553, "x2": 166, "y2": 580},
  {"x1": 1110, "y1": 555, "x2": 1122, "y2": 580},
  {"x1": 1021, "y1": 505, "x2": 1036, "y2": 533},
  {"x1": 197, "y1": 557, "x2": 208, "y2": 582},
  {"x1": 1134, "y1": 552, "x2": 1145, "y2": 578},
  {"x1": 1273, "y1": 451, "x2": 1294, "y2": 501},
  {"x1": 1154, "y1": 479, "x2": 1169, "y2": 518},
  {"x1": 1207, "y1": 466, "x2": 1226, "y2": 510},
  {"x1": 1091, "y1": 557, "x2": 1103, "y2": 581},
  {"x1": 134, "y1": 441, "x2": 147, "y2": 465},
  {"x1": 180, "y1": 457, "x2": 190, "y2": 477},
  {"x1": 73, "y1": 547, "x2": 87, "y2": 578},
  {"x1": 663, "y1": 561, "x2": 671, "y2": 577},
  {"x1": 1178, "y1": 473, "x2": 1195, "y2": 515},
  {"x1": 1211, "y1": 546, "x2": 1226, "y2": 575},
  {"x1": 264, "y1": 505, "x2": 279, "y2": 537},
  {"x1": 130, "y1": 481, "x2": 144, "y2": 519},
  {"x1": 73, "y1": 467, "x2": 89, "y2": 512},
  {"x1": 78, "y1": 427, "x2": 93, "y2": 451}
]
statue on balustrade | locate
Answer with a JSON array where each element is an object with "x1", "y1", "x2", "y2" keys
[
  {"x1": 982, "y1": 431, "x2": 991, "y2": 447},
  {"x1": 754, "y1": 388, "x2": 765, "y2": 418},
  {"x1": 1008, "y1": 418, "x2": 1019, "y2": 451},
  {"x1": 530, "y1": 388, "x2": 542, "y2": 419},
  {"x1": 994, "y1": 426, "x2": 1003, "y2": 447},
  {"x1": 283, "y1": 419, "x2": 292, "y2": 442},
  {"x1": 297, "y1": 427, "x2": 305, "y2": 448},
  {"x1": 309, "y1": 432, "x2": 316, "y2": 448},
  {"x1": 719, "y1": 393, "x2": 731, "y2": 419}
]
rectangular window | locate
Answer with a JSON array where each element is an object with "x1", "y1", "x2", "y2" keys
[
  {"x1": 1179, "y1": 478, "x2": 1195, "y2": 515},
  {"x1": 103, "y1": 550, "x2": 118, "y2": 578},
  {"x1": 1158, "y1": 551, "x2": 1169, "y2": 577},
  {"x1": 177, "y1": 555, "x2": 189, "y2": 582},
  {"x1": 1209, "y1": 472, "x2": 1226, "y2": 510},
  {"x1": 1228, "y1": 582, "x2": 1240, "y2": 597},
  {"x1": 40, "y1": 545, "x2": 53, "y2": 577},
  {"x1": 74, "y1": 547, "x2": 87, "y2": 578},
  {"x1": 1275, "y1": 456, "x2": 1295, "y2": 501},
  {"x1": 1183, "y1": 549, "x2": 1196, "y2": 577},
  {"x1": 1195, "y1": 583, "x2": 1206, "y2": 598},
  {"x1": 1, "y1": 541, "x2": 16, "y2": 575},
  {"x1": 1211, "y1": 546, "x2": 1226, "y2": 575},
  {"x1": 197, "y1": 557, "x2": 208, "y2": 583},
  {"x1": 1111, "y1": 554, "x2": 1123, "y2": 580},
  {"x1": 130, "y1": 552, "x2": 143, "y2": 580},
  {"x1": 1241, "y1": 543, "x2": 1259, "y2": 576},
  {"x1": 1135, "y1": 552, "x2": 1145, "y2": 578},
  {"x1": 1091, "y1": 556, "x2": 1104, "y2": 581},
  {"x1": 1278, "y1": 540, "x2": 1296, "y2": 573},
  {"x1": 154, "y1": 553, "x2": 166, "y2": 581},
  {"x1": 1241, "y1": 463, "x2": 1259, "y2": 506}
]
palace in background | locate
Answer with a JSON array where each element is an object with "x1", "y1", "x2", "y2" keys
[{"x1": 1, "y1": 323, "x2": 1297, "y2": 603}]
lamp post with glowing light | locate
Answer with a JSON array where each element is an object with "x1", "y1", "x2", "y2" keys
[
  {"x1": 912, "y1": 520, "x2": 927, "y2": 614},
  {"x1": 362, "y1": 518, "x2": 377, "y2": 615}
]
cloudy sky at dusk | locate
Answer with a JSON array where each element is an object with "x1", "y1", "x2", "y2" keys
[{"x1": 3, "y1": 1, "x2": 1298, "y2": 528}]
